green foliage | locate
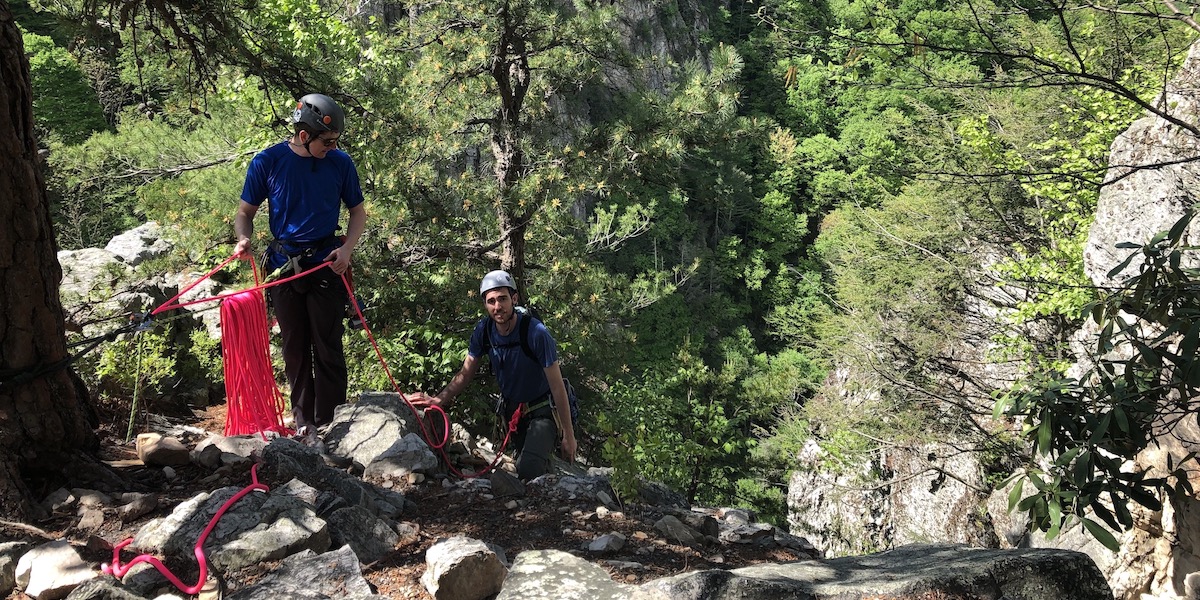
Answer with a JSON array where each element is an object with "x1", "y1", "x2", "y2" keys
[
  {"x1": 976, "y1": 84, "x2": 1148, "y2": 371},
  {"x1": 600, "y1": 336, "x2": 822, "y2": 518},
  {"x1": 46, "y1": 92, "x2": 258, "y2": 251},
  {"x1": 816, "y1": 182, "x2": 972, "y2": 343},
  {"x1": 346, "y1": 322, "x2": 468, "y2": 403},
  {"x1": 22, "y1": 29, "x2": 108, "y2": 143},
  {"x1": 87, "y1": 330, "x2": 175, "y2": 418},
  {"x1": 998, "y1": 211, "x2": 1200, "y2": 551},
  {"x1": 598, "y1": 344, "x2": 753, "y2": 505},
  {"x1": 733, "y1": 477, "x2": 788, "y2": 525},
  {"x1": 187, "y1": 328, "x2": 224, "y2": 384}
]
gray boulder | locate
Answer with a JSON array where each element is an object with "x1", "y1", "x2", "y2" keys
[
  {"x1": 0, "y1": 541, "x2": 29, "y2": 597},
  {"x1": 631, "y1": 544, "x2": 1111, "y2": 600},
  {"x1": 104, "y1": 222, "x2": 171, "y2": 267},
  {"x1": 257, "y1": 438, "x2": 411, "y2": 519},
  {"x1": 226, "y1": 545, "x2": 385, "y2": 600},
  {"x1": 63, "y1": 578, "x2": 148, "y2": 600},
  {"x1": 325, "y1": 505, "x2": 399, "y2": 564},
  {"x1": 15, "y1": 540, "x2": 96, "y2": 600},
  {"x1": 422, "y1": 537, "x2": 507, "y2": 600},
  {"x1": 498, "y1": 549, "x2": 635, "y2": 600}
]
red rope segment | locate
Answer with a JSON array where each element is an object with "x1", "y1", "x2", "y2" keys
[
  {"x1": 339, "y1": 272, "x2": 521, "y2": 478},
  {"x1": 151, "y1": 261, "x2": 329, "y2": 314},
  {"x1": 220, "y1": 290, "x2": 289, "y2": 437},
  {"x1": 102, "y1": 464, "x2": 270, "y2": 595},
  {"x1": 150, "y1": 254, "x2": 241, "y2": 316}
]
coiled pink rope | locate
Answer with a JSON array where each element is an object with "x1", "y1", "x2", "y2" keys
[{"x1": 220, "y1": 290, "x2": 288, "y2": 437}]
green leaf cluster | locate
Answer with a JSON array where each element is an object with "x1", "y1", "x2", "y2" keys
[
  {"x1": 997, "y1": 212, "x2": 1200, "y2": 551},
  {"x1": 22, "y1": 28, "x2": 108, "y2": 144}
]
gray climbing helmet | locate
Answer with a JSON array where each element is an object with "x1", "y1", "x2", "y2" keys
[
  {"x1": 293, "y1": 93, "x2": 345, "y2": 133},
  {"x1": 480, "y1": 270, "x2": 517, "y2": 295}
]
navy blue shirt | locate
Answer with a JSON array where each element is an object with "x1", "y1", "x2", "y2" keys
[{"x1": 468, "y1": 313, "x2": 558, "y2": 406}]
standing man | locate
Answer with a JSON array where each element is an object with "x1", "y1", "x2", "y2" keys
[
  {"x1": 414, "y1": 270, "x2": 577, "y2": 479},
  {"x1": 233, "y1": 93, "x2": 366, "y2": 446}
]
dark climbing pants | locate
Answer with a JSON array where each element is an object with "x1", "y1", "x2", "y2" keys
[
  {"x1": 269, "y1": 266, "x2": 347, "y2": 429},
  {"x1": 510, "y1": 402, "x2": 557, "y2": 480}
]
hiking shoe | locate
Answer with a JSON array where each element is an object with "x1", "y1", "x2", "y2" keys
[{"x1": 294, "y1": 425, "x2": 324, "y2": 451}]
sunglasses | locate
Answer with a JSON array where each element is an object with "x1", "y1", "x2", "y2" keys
[{"x1": 313, "y1": 134, "x2": 340, "y2": 148}]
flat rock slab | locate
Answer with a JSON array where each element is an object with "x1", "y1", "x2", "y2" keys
[{"x1": 633, "y1": 544, "x2": 1112, "y2": 600}]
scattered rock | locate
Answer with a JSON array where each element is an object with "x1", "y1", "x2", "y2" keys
[
  {"x1": 489, "y1": 470, "x2": 526, "y2": 498},
  {"x1": 226, "y1": 545, "x2": 385, "y2": 600},
  {"x1": 589, "y1": 532, "x2": 627, "y2": 553},
  {"x1": 15, "y1": 540, "x2": 96, "y2": 600},
  {"x1": 136, "y1": 434, "x2": 191, "y2": 467},
  {"x1": 422, "y1": 537, "x2": 507, "y2": 600},
  {"x1": 654, "y1": 515, "x2": 706, "y2": 548},
  {"x1": 632, "y1": 544, "x2": 1112, "y2": 600},
  {"x1": 498, "y1": 549, "x2": 635, "y2": 600}
]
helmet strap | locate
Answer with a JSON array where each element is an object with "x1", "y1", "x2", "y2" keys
[{"x1": 290, "y1": 131, "x2": 319, "y2": 170}]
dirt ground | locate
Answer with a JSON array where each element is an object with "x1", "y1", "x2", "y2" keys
[{"x1": 2, "y1": 403, "x2": 806, "y2": 600}]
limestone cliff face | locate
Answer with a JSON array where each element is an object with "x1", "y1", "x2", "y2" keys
[
  {"x1": 1084, "y1": 43, "x2": 1200, "y2": 288},
  {"x1": 1073, "y1": 40, "x2": 1200, "y2": 600},
  {"x1": 790, "y1": 40, "x2": 1200, "y2": 600}
]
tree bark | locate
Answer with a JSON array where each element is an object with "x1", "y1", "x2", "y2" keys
[
  {"x1": 489, "y1": 0, "x2": 530, "y2": 287},
  {"x1": 0, "y1": 0, "x2": 98, "y2": 521}
]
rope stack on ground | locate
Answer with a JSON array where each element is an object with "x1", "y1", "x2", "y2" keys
[{"x1": 219, "y1": 290, "x2": 289, "y2": 437}]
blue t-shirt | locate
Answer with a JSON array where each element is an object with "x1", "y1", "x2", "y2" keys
[
  {"x1": 469, "y1": 313, "x2": 558, "y2": 406},
  {"x1": 240, "y1": 142, "x2": 365, "y2": 268}
]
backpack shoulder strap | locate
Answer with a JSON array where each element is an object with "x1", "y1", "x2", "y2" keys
[
  {"x1": 518, "y1": 313, "x2": 537, "y2": 363},
  {"x1": 478, "y1": 316, "x2": 495, "y2": 352}
]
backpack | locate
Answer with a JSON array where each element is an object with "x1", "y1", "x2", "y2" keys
[{"x1": 479, "y1": 307, "x2": 580, "y2": 425}]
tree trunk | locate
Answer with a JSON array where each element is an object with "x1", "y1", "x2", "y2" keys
[
  {"x1": 490, "y1": 1, "x2": 530, "y2": 287},
  {"x1": 0, "y1": 0, "x2": 98, "y2": 521}
]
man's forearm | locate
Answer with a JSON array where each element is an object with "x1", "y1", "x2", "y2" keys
[
  {"x1": 343, "y1": 205, "x2": 366, "y2": 252},
  {"x1": 234, "y1": 211, "x2": 253, "y2": 243},
  {"x1": 438, "y1": 370, "x2": 470, "y2": 405}
]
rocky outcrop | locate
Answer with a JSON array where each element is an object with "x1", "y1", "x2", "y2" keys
[
  {"x1": 788, "y1": 438, "x2": 996, "y2": 557},
  {"x1": 633, "y1": 545, "x2": 1110, "y2": 600},
  {"x1": 103, "y1": 222, "x2": 171, "y2": 268},
  {"x1": 1084, "y1": 43, "x2": 1200, "y2": 288},
  {"x1": 789, "y1": 40, "x2": 1200, "y2": 600},
  {"x1": 494, "y1": 545, "x2": 1110, "y2": 600},
  {"x1": 57, "y1": 222, "x2": 224, "y2": 410},
  {"x1": 1057, "y1": 40, "x2": 1200, "y2": 600}
]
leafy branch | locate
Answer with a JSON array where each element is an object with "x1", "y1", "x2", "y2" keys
[{"x1": 997, "y1": 210, "x2": 1200, "y2": 551}]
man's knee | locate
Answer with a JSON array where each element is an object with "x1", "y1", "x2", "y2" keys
[
  {"x1": 515, "y1": 457, "x2": 549, "y2": 480},
  {"x1": 515, "y1": 417, "x2": 556, "y2": 480}
]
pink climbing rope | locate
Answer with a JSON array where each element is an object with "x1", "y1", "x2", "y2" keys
[
  {"x1": 102, "y1": 464, "x2": 270, "y2": 594},
  {"x1": 220, "y1": 290, "x2": 288, "y2": 437}
]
